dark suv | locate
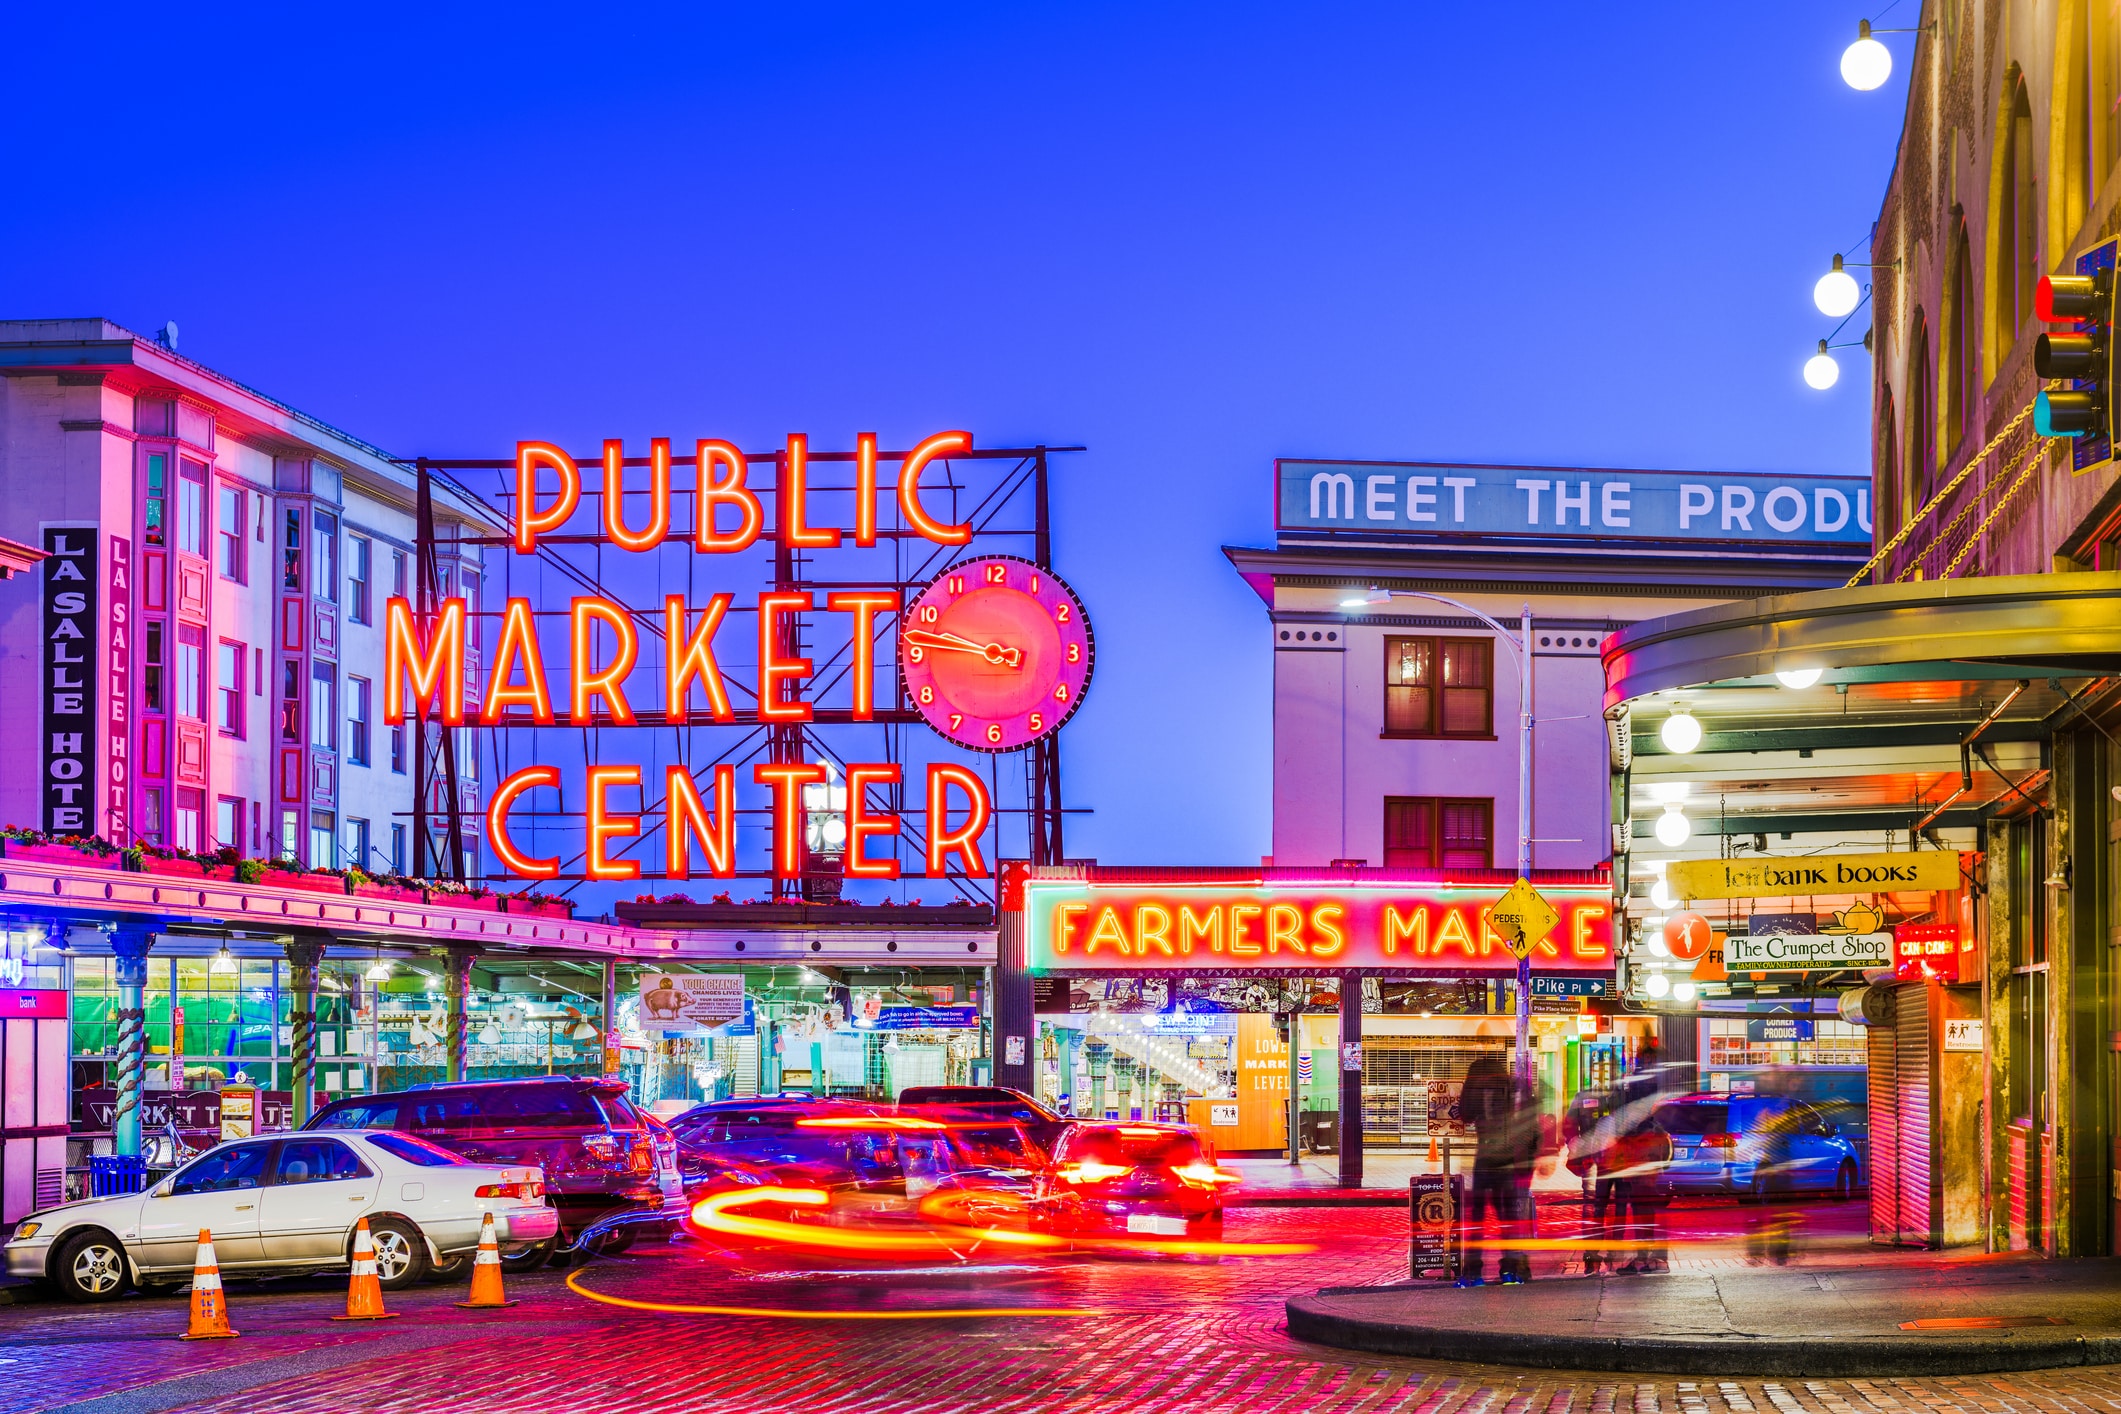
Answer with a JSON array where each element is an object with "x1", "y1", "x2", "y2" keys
[{"x1": 304, "y1": 1076, "x2": 683, "y2": 1265}]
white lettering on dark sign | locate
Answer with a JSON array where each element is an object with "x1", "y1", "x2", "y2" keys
[
  {"x1": 105, "y1": 535, "x2": 131, "y2": 843},
  {"x1": 41, "y1": 527, "x2": 97, "y2": 836}
]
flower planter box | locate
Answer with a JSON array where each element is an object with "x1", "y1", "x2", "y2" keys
[
  {"x1": 0, "y1": 840, "x2": 118, "y2": 869},
  {"x1": 352, "y1": 882, "x2": 425, "y2": 904},
  {"x1": 429, "y1": 891, "x2": 498, "y2": 911},
  {"x1": 263, "y1": 870, "x2": 350, "y2": 896},
  {"x1": 501, "y1": 897, "x2": 574, "y2": 919},
  {"x1": 141, "y1": 857, "x2": 211, "y2": 878}
]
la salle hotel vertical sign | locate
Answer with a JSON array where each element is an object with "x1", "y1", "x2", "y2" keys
[{"x1": 39, "y1": 527, "x2": 96, "y2": 834}]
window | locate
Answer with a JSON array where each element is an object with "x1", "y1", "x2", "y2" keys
[
  {"x1": 391, "y1": 723, "x2": 406, "y2": 774},
  {"x1": 1383, "y1": 636, "x2": 1492, "y2": 737},
  {"x1": 217, "y1": 486, "x2": 246, "y2": 581},
  {"x1": 1877, "y1": 388, "x2": 1899, "y2": 535},
  {"x1": 348, "y1": 817, "x2": 371, "y2": 872},
  {"x1": 215, "y1": 797, "x2": 242, "y2": 852},
  {"x1": 348, "y1": 676, "x2": 371, "y2": 766},
  {"x1": 391, "y1": 549, "x2": 408, "y2": 599},
  {"x1": 310, "y1": 810, "x2": 336, "y2": 868},
  {"x1": 176, "y1": 458, "x2": 207, "y2": 556},
  {"x1": 1996, "y1": 76, "x2": 2038, "y2": 367},
  {"x1": 348, "y1": 534, "x2": 372, "y2": 624},
  {"x1": 144, "y1": 453, "x2": 167, "y2": 547},
  {"x1": 280, "y1": 660, "x2": 301, "y2": 742},
  {"x1": 1384, "y1": 797, "x2": 1494, "y2": 870},
  {"x1": 1946, "y1": 223, "x2": 1974, "y2": 451},
  {"x1": 1909, "y1": 311, "x2": 1936, "y2": 494},
  {"x1": 283, "y1": 507, "x2": 302, "y2": 591},
  {"x1": 144, "y1": 621, "x2": 165, "y2": 712},
  {"x1": 313, "y1": 510, "x2": 338, "y2": 603},
  {"x1": 280, "y1": 809, "x2": 299, "y2": 862},
  {"x1": 216, "y1": 641, "x2": 245, "y2": 736},
  {"x1": 365, "y1": 1132, "x2": 465, "y2": 1167},
  {"x1": 171, "y1": 1141, "x2": 272, "y2": 1195},
  {"x1": 312, "y1": 1099, "x2": 400, "y2": 1131},
  {"x1": 175, "y1": 789, "x2": 202, "y2": 853},
  {"x1": 142, "y1": 788, "x2": 164, "y2": 844},
  {"x1": 275, "y1": 1138, "x2": 373, "y2": 1184},
  {"x1": 391, "y1": 824, "x2": 407, "y2": 874},
  {"x1": 177, "y1": 626, "x2": 205, "y2": 720},
  {"x1": 311, "y1": 662, "x2": 337, "y2": 751}
]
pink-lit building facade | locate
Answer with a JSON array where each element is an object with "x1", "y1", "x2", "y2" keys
[{"x1": 0, "y1": 319, "x2": 495, "y2": 872}]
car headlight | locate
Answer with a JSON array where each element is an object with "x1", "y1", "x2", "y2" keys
[{"x1": 11, "y1": 1223, "x2": 38, "y2": 1241}]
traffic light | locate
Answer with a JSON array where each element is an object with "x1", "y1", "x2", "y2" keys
[{"x1": 2033, "y1": 267, "x2": 2113, "y2": 439}]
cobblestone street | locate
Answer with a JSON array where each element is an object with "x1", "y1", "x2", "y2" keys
[{"x1": 8, "y1": 1207, "x2": 2121, "y2": 1414}]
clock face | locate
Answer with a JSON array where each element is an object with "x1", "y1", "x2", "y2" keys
[{"x1": 901, "y1": 556, "x2": 1094, "y2": 751}]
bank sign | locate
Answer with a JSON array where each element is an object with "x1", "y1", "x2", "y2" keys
[
  {"x1": 1277, "y1": 461, "x2": 1872, "y2": 544},
  {"x1": 1023, "y1": 880, "x2": 1613, "y2": 973}
]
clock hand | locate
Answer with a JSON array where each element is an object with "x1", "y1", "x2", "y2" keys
[{"x1": 904, "y1": 629, "x2": 1024, "y2": 669}]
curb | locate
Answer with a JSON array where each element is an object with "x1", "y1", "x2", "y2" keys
[
  {"x1": 1232, "y1": 1194, "x2": 1406, "y2": 1208},
  {"x1": 1285, "y1": 1296, "x2": 2121, "y2": 1377}
]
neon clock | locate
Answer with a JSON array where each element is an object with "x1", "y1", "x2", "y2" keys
[{"x1": 901, "y1": 555, "x2": 1094, "y2": 751}]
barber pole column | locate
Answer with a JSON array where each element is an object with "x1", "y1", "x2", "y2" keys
[
  {"x1": 110, "y1": 927, "x2": 154, "y2": 1160},
  {"x1": 1339, "y1": 981, "x2": 1365, "y2": 1190},
  {"x1": 284, "y1": 938, "x2": 326, "y2": 1125},
  {"x1": 438, "y1": 947, "x2": 477, "y2": 1082}
]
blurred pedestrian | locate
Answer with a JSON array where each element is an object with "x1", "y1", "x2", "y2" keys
[
  {"x1": 1608, "y1": 1043, "x2": 1672, "y2": 1274},
  {"x1": 1457, "y1": 1053, "x2": 1541, "y2": 1285}
]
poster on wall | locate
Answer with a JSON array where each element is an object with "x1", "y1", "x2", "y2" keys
[
  {"x1": 40, "y1": 525, "x2": 97, "y2": 836},
  {"x1": 637, "y1": 972, "x2": 745, "y2": 1031}
]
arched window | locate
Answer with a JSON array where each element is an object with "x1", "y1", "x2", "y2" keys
[
  {"x1": 1995, "y1": 77, "x2": 2039, "y2": 366},
  {"x1": 1909, "y1": 310, "x2": 1936, "y2": 510},
  {"x1": 1878, "y1": 386, "x2": 1900, "y2": 535},
  {"x1": 1947, "y1": 224, "x2": 1975, "y2": 450}
]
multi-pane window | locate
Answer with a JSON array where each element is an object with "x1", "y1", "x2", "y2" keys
[
  {"x1": 310, "y1": 663, "x2": 337, "y2": 751},
  {"x1": 347, "y1": 677, "x2": 371, "y2": 766},
  {"x1": 391, "y1": 724, "x2": 406, "y2": 774},
  {"x1": 310, "y1": 811, "x2": 337, "y2": 868},
  {"x1": 216, "y1": 797, "x2": 243, "y2": 852},
  {"x1": 175, "y1": 789, "x2": 203, "y2": 853},
  {"x1": 142, "y1": 788, "x2": 164, "y2": 844},
  {"x1": 144, "y1": 621, "x2": 165, "y2": 712},
  {"x1": 280, "y1": 809, "x2": 299, "y2": 862},
  {"x1": 177, "y1": 626, "x2": 205, "y2": 720},
  {"x1": 348, "y1": 535, "x2": 372, "y2": 624},
  {"x1": 283, "y1": 509, "x2": 303, "y2": 591},
  {"x1": 218, "y1": 486, "x2": 246, "y2": 581},
  {"x1": 281, "y1": 660, "x2": 301, "y2": 742},
  {"x1": 177, "y1": 459, "x2": 207, "y2": 556},
  {"x1": 313, "y1": 510, "x2": 337, "y2": 604},
  {"x1": 391, "y1": 549, "x2": 408, "y2": 599},
  {"x1": 391, "y1": 824, "x2": 407, "y2": 874},
  {"x1": 348, "y1": 817, "x2": 371, "y2": 873},
  {"x1": 1383, "y1": 636, "x2": 1493, "y2": 737},
  {"x1": 1384, "y1": 797, "x2": 1493, "y2": 870},
  {"x1": 216, "y1": 641, "x2": 245, "y2": 736},
  {"x1": 144, "y1": 453, "x2": 168, "y2": 546}
]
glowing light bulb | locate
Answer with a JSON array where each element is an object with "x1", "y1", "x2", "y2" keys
[
  {"x1": 1655, "y1": 805, "x2": 1691, "y2": 847},
  {"x1": 1804, "y1": 341, "x2": 1840, "y2": 390},
  {"x1": 1842, "y1": 24, "x2": 1892, "y2": 90},
  {"x1": 1776, "y1": 667, "x2": 1823, "y2": 689},
  {"x1": 1673, "y1": 981, "x2": 1699, "y2": 1004},
  {"x1": 1650, "y1": 879, "x2": 1677, "y2": 910},
  {"x1": 1659, "y1": 711, "x2": 1702, "y2": 754},
  {"x1": 1645, "y1": 972, "x2": 1672, "y2": 998},
  {"x1": 1814, "y1": 256, "x2": 1861, "y2": 317}
]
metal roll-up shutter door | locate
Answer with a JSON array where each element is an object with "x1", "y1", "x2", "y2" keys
[
  {"x1": 1869, "y1": 1017, "x2": 1899, "y2": 1243},
  {"x1": 1893, "y1": 983, "x2": 1934, "y2": 1246}
]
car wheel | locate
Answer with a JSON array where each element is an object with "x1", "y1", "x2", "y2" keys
[
  {"x1": 500, "y1": 1237, "x2": 555, "y2": 1274},
  {"x1": 423, "y1": 1253, "x2": 470, "y2": 1283},
  {"x1": 1833, "y1": 1161, "x2": 1858, "y2": 1201},
  {"x1": 54, "y1": 1230, "x2": 131, "y2": 1303},
  {"x1": 360, "y1": 1218, "x2": 428, "y2": 1290}
]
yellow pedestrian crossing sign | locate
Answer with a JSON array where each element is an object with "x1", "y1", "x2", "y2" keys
[{"x1": 1484, "y1": 877, "x2": 1559, "y2": 960}]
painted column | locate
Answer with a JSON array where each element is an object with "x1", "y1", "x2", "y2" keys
[
  {"x1": 111, "y1": 927, "x2": 154, "y2": 1160},
  {"x1": 601, "y1": 956, "x2": 620, "y2": 1077},
  {"x1": 438, "y1": 947, "x2": 477, "y2": 1083},
  {"x1": 1339, "y1": 979, "x2": 1365, "y2": 1190},
  {"x1": 1056, "y1": 1027, "x2": 1078, "y2": 1114},
  {"x1": 994, "y1": 902, "x2": 1034, "y2": 1093},
  {"x1": 1085, "y1": 1039, "x2": 1110, "y2": 1119},
  {"x1": 284, "y1": 937, "x2": 326, "y2": 1126}
]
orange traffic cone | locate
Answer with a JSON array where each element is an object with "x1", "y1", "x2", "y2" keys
[
  {"x1": 180, "y1": 1229, "x2": 238, "y2": 1340},
  {"x1": 454, "y1": 1212, "x2": 517, "y2": 1310},
  {"x1": 333, "y1": 1218, "x2": 400, "y2": 1322},
  {"x1": 1427, "y1": 1131, "x2": 1440, "y2": 1167}
]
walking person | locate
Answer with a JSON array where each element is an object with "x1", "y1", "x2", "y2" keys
[
  {"x1": 1607, "y1": 1043, "x2": 1673, "y2": 1274},
  {"x1": 1456, "y1": 1053, "x2": 1541, "y2": 1285}
]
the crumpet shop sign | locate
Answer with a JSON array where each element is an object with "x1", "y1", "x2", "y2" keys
[{"x1": 1668, "y1": 851, "x2": 1961, "y2": 903}]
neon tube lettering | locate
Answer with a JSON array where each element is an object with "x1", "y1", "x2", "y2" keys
[
  {"x1": 487, "y1": 765, "x2": 559, "y2": 878},
  {"x1": 925, "y1": 763, "x2": 991, "y2": 878},
  {"x1": 898, "y1": 431, "x2": 974, "y2": 545},
  {"x1": 602, "y1": 438, "x2": 671, "y2": 550},
  {"x1": 515, "y1": 442, "x2": 580, "y2": 553},
  {"x1": 758, "y1": 592, "x2": 813, "y2": 723},
  {"x1": 665, "y1": 764, "x2": 737, "y2": 879},
  {"x1": 695, "y1": 439, "x2": 762, "y2": 553},
  {"x1": 844, "y1": 764, "x2": 902, "y2": 879},
  {"x1": 754, "y1": 762, "x2": 825, "y2": 880},
  {"x1": 585, "y1": 764, "x2": 641, "y2": 880},
  {"x1": 570, "y1": 597, "x2": 638, "y2": 725},
  {"x1": 778, "y1": 433, "x2": 840, "y2": 549},
  {"x1": 481, "y1": 598, "x2": 553, "y2": 724},
  {"x1": 826, "y1": 591, "x2": 898, "y2": 721},
  {"x1": 384, "y1": 596, "x2": 465, "y2": 725},
  {"x1": 664, "y1": 593, "x2": 735, "y2": 724}
]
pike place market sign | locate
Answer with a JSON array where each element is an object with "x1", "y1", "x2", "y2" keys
[
  {"x1": 1023, "y1": 880, "x2": 1614, "y2": 973},
  {"x1": 1667, "y1": 851, "x2": 1962, "y2": 904}
]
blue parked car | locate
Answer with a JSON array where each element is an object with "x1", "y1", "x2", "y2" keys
[{"x1": 1652, "y1": 1093, "x2": 1863, "y2": 1200}]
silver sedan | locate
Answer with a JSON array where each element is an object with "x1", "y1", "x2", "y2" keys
[{"x1": 6, "y1": 1129, "x2": 560, "y2": 1302}]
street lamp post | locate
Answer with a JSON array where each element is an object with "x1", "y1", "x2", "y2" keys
[{"x1": 1346, "y1": 590, "x2": 1536, "y2": 1086}]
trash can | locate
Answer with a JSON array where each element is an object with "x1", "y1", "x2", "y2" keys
[{"x1": 88, "y1": 1155, "x2": 147, "y2": 1196}]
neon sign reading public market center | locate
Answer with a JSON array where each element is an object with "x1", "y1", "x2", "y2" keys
[{"x1": 384, "y1": 432, "x2": 1092, "y2": 884}]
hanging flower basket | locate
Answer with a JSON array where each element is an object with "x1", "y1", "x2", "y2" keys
[
  {"x1": 0, "y1": 839, "x2": 119, "y2": 869},
  {"x1": 263, "y1": 869, "x2": 349, "y2": 896},
  {"x1": 501, "y1": 896, "x2": 574, "y2": 918},
  {"x1": 352, "y1": 880, "x2": 425, "y2": 904}
]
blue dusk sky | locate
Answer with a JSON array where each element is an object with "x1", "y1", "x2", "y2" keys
[{"x1": 4, "y1": 3, "x2": 1909, "y2": 873}]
